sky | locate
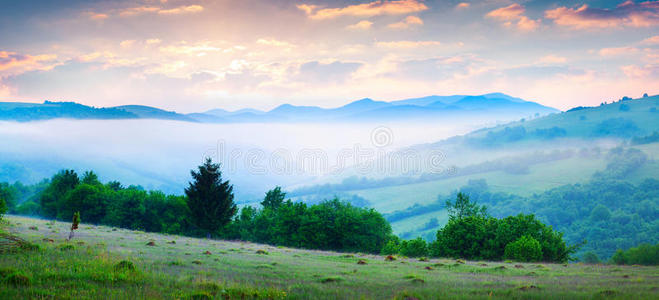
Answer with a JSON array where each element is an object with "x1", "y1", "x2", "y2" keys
[{"x1": 0, "y1": 0, "x2": 657, "y2": 112}]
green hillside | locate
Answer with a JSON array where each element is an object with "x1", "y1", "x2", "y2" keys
[{"x1": 2, "y1": 216, "x2": 657, "y2": 299}]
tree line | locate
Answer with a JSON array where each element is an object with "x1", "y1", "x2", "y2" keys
[{"x1": 0, "y1": 158, "x2": 594, "y2": 263}]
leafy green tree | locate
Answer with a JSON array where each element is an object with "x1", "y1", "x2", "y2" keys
[
  {"x1": 610, "y1": 244, "x2": 658, "y2": 266},
  {"x1": 0, "y1": 195, "x2": 7, "y2": 220},
  {"x1": 581, "y1": 251, "x2": 600, "y2": 264},
  {"x1": 446, "y1": 192, "x2": 487, "y2": 220},
  {"x1": 103, "y1": 188, "x2": 146, "y2": 230},
  {"x1": 185, "y1": 158, "x2": 237, "y2": 237},
  {"x1": 0, "y1": 182, "x2": 16, "y2": 212},
  {"x1": 381, "y1": 238, "x2": 400, "y2": 255},
  {"x1": 39, "y1": 170, "x2": 79, "y2": 219},
  {"x1": 261, "y1": 186, "x2": 286, "y2": 209},
  {"x1": 399, "y1": 237, "x2": 429, "y2": 257},
  {"x1": 59, "y1": 184, "x2": 108, "y2": 223},
  {"x1": 504, "y1": 235, "x2": 543, "y2": 262},
  {"x1": 589, "y1": 205, "x2": 611, "y2": 222}
]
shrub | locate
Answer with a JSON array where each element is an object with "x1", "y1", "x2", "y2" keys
[
  {"x1": 504, "y1": 235, "x2": 543, "y2": 262},
  {"x1": 610, "y1": 244, "x2": 658, "y2": 266},
  {"x1": 399, "y1": 237, "x2": 428, "y2": 258},
  {"x1": 582, "y1": 251, "x2": 601, "y2": 264},
  {"x1": 114, "y1": 260, "x2": 136, "y2": 272},
  {"x1": 381, "y1": 239, "x2": 400, "y2": 255}
]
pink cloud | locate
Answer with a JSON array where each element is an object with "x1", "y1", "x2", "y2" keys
[
  {"x1": 641, "y1": 35, "x2": 659, "y2": 44},
  {"x1": 486, "y1": 4, "x2": 539, "y2": 32},
  {"x1": 545, "y1": 1, "x2": 659, "y2": 29},
  {"x1": 0, "y1": 51, "x2": 57, "y2": 73},
  {"x1": 599, "y1": 46, "x2": 639, "y2": 56},
  {"x1": 297, "y1": 0, "x2": 428, "y2": 20}
]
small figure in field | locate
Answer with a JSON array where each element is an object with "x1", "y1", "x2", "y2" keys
[{"x1": 67, "y1": 212, "x2": 80, "y2": 241}]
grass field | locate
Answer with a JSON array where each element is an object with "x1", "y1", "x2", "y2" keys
[{"x1": 1, "y1": 215, "x2": 658, "y2": 299}]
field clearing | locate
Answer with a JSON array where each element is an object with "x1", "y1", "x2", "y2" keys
[
  {"x1": 345, "y1": 156, "x2": 609, "y2": 214},
  {"x1": 1, "y1": 216, "x2": 658, "y2": 299}
]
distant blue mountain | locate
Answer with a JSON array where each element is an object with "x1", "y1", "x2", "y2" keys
[{"x1": 0, "y1": 93, "x2": 559, "y2": 123}]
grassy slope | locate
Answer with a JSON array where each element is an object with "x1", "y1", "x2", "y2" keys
[
  {"x1": 468, "y1": 96, "x2": 659, "y2": 138},
  {"x1": 2, "y1": 216, "x2": 658, "y2": 300}
]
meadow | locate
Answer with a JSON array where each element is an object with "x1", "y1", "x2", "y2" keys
[{"x1": 2, "y1": 215, "x2": 657, "y2": 299}]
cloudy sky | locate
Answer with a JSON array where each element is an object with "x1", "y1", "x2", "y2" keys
[{"x1": 0, "y1": 0, "x2": 657, "y2": 112}]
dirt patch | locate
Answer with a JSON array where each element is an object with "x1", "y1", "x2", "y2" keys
[
  {"x1": 146, "y1": 241, "x2": 156, "y2": 246},
  {"x1": 385, "y1": 255, "x2": 396, "y2": 261},
  {"x1": 518, "y1": 285, "x2": 540, "y2": 291},
  {"x1": 357, "y1": 260, "x2": 367, "y2": 265},
  {"x1": 514, "y1": 264, "x2": 524, "y2": 269}
]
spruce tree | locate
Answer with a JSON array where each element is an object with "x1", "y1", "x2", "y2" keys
[{"x1": 185, "y1": 158, "x2": 237, "y2": 237}]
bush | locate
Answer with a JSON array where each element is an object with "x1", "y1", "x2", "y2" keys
[
  {"x1": 399, "y1": 237, "x2": 428, "y2": 258},
  {"x1": 504, "y1": 235, "x2": 543, "y2": 262},
  {"x1": 610, "y1": 244, "x2": 658, "y2": 266},
  {"x1": 581, "y1": 251, "x2": 600, "y2": 264},
  {"x1": 381, "y1": 239, "x2": 400, "y2": 255},
  {"x1": 0, "y1": 196, "x2": 6, "y2": 221},
  {"x1": 114, "y1": 260, "x2": 136, "y2": 272}
]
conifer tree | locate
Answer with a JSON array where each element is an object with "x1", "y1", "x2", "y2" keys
[{"x1": 185, "y1": 158, "x2": 237, "y2": 237}]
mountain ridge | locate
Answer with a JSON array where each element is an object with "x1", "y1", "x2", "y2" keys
[{"x1": 0, "y1": 93, "x2": 560, "y2": 123}]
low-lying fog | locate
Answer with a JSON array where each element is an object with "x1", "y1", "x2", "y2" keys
[{"x1": 0, "y1": 119, "x2": 482, "y2": 201}]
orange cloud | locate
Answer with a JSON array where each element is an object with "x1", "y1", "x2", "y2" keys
[
  {"x1": 120, "y1": 6, "x2": 160, "y2": 17},
  {"x1": 0, "y1": 51, "x2": 57, "y2": 73},
  {"x1": 387, "y1": 15, "x2": 423, "y2": 29},
  {"x1": 119, "y1": 5, "x2": 203, "y2": 17},
  {"x1": 158, "y1": 5, "x2": 204, "y2": 15},
  {"x1": 486, "y1": 4, "x2": 539, "y2": 32},
  {"x1": 545, "y1": 1, "x2": 659, "y2": 29},
  {"x1": 85, "y1": 12, "x2": 108, "y2": 20},
  {"x1": 346, "y1": 20, "x2": 373, "y2": 30},
  {"x1": 297, "y1": 0, "x2": 428, "y2": 20},
  {"x1": 456, "y1": 3, "x2": 470, "y2": 9},
  {"x1": 375, "y1": 40, "x2": 441, "y2": 48}
]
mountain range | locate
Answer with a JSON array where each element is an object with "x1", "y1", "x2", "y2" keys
[{"x1": 0, "y1": 93, "x2": 559, "y2": 123}]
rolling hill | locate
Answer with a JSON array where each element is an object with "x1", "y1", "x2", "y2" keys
[
  {"x1": 2, "y1": 215, "x2": 657, "y2": 299},
  {"x1": 286, "y1": 95, "x2": 659, "y2": 247}
]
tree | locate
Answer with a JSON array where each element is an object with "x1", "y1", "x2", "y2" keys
[
  {"x1": 0, "y1": 183, "x2": 16, "y2": 213},
  {"x1": 185, "y1": 158, "x2": 237, "y2": 237},
  {"x1": 0, "y1": 196, "x2": 7, "y2": 221},
  {"x1": 81, "y1": 171, "x2": 101, "y2": 186},
  {"x1": 504, "y1": 235, "x2": 543, "y2": 262},
  {"x1": 261, "y1": 186, "x2": 286, "y2": 209},
  {"x1": 445, "y1": 192, "x2": 487, "y2": 220},
  {"x1": 399, "y1": 237, "x2": 429, "y2": 257},
  {"x1": 39, "y1": 170, "x2": 79, "y2": 219}
]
